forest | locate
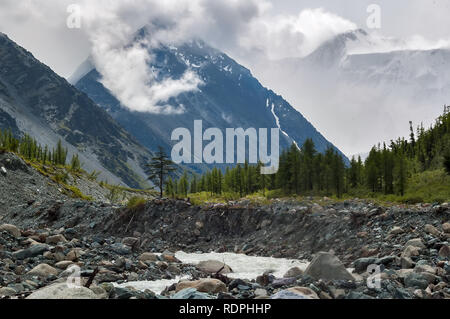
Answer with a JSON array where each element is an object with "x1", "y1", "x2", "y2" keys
[{"x1": 168, "y1": 106, "x2": 450, "y2": 203}]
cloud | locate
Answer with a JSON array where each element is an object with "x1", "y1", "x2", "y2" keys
[{"x1": 239, "y1": 8, "x2": 358, "y2": 60}]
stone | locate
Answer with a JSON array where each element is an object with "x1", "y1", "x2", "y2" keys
[
  {"x1": 283, "y1": 267, "x2": 303, "y2": 278},
  {"x1": 65, "y1": 248, "x2": 85, "y2": 261},
  {"x1": 404, "y1": 272, "x2": 434, "y2": 289},
  {"x1": 55, "y1": 261, "x2": 74, "y2": 270},
  {"x1": 46, "y1": 234, "x2": 67, "y2": 244},
  {"x1": 354, "y1": 258, "x2": 377, "y2": 273},
  {"x1": 139, "y1": 252, "x2": 158, "y2": 262},
  {"x1": 346, "y1": 292, "x2": 375, "y2": 299},
  {"x1": 414, "y1": 264, "x2": 436, "y2": 274},
  {"x1": 0, "y1": 287, "x2": 17, "y2": 297},
  {"x1": 161, "y1": 251, "x2": 181, "y2": 263},
  {"x1": 0, "y1": 224, "x2": 21, "y2": 237},
  {"x1": 171, "y1": 288, "x2": 212, "y2": 299},
  {"x1": 401, "y1": 245, "x2": 421, "y2": 258},
  {"x1": 27, "y1": 264, "x2": 59, "y2": 277},
  {"x1": 442, "y1": 222, "x2": 450, "y2": 233},
  {"x1": 272, "y1": 277, "x2": 296, "y2": 288},
  {"x1": 110, "y1": 243, "x2": 131, "y2": 255},
  {"x1": 438, "y1": 245, "x2": 450, "y2": 258},
  {"x1": 26, "y1": 283, "x2": 99, "y2": 299},
  {"x1": 12, "y1": 244, "x2": 50, "y2": 260},
  {"x1": 287, "y1": 287, "x2": 319, "y2": 299},
  {"x1": 254, "y1": 288, "x2": 268, "y2": 297},
  {"x1": 196, "y1": 260, "x2": 232, "y2": 274},
  {"x1": 270, "y1": 290, "x2": 310, "y2": 299},
  {"x1": 304, "y1": 252, "x2": 354, "y2": 281},
  {"x1": 122, "y1": 237, "x2": 139, "y2": 247},
  {"x1": 176, "y1": 279, "x2": 227, "y2": 294},
  {"x1": 401, "y1": 257, "x2": 414, "y2": 269},
  {"x1": 404, "y1": 238, "x2": 426, "y2": 249},
  {"x1": 424, "y1": 224, "x2": 441, "y2": 237},
  {"x1": 389, "y1": 226, "x2": 404, "y2": 235}
]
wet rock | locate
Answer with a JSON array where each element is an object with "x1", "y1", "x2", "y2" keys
[
  {"x1": 401, "y1": 257, "x2": 414, "y2": 269},
  {"x1": 176, "y1": 279, "x2": 227, "y2": 294},
  {"x1": 345, "y1": 292, "x2": 374, "y2": 299},
  {"x1": 26, "y1": 283, "x2": 99, "y2": 299},
  {"x1": 0, "y1": 224, "x2": 21, "y2": 238},
  {"x1": 287, "y1": 287, "x2": 319, "y2": 299},
  {"x1": 304, "y1": 252, "x2": 354, "y2": 281},
  {"x1": 161, "y1": 251, "x2": 181, "y2": 263},
  {"x1": 196, "y1": 260, "x2": 232, "y2": 274}
]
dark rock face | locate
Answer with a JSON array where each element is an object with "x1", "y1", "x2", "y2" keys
[{"x1": 0, "y1": 32, "x2": 152, "y2": 188}]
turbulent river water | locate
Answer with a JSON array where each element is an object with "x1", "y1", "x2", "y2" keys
[{"x1": 114, "y1": 251, "x2": 309, "y2": 294}]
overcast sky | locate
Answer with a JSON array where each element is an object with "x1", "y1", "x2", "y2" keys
[{"x1": 1, "y1": 0, "x2": 450, "y2": 156}]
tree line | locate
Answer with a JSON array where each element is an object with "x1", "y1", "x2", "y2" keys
[
  {"x1": 0, "y1": 128, "x2": 81, "y2": 170},
  {"x1": 166, "y1": 106, "x2": 450, "y2": 199}
]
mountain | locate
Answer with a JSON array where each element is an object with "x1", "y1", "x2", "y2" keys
[
  {"x1": 0, "y1": 32, "x2": 153, "y2": 188},
  {"x1": 72, "y1": 35, "x2": 348, "y2": 172},
  {"x1": 252, "y1": 29, "x2": 450, "y2": 156}
]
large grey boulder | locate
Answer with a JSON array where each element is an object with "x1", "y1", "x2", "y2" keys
[
  {"x1": 26, "y1": 283, "x2": 99, "y2": 299},
  {"x1": 196, "y1": 260, "x2": 232, "y2": 274},
  {"x1": 304, "y1": 252, "x2": 354, "y2": 281}
]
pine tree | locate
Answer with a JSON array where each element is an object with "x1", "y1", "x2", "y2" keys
[{"x1": 146, "y1": 146, "x2": 177, "y2": 198}]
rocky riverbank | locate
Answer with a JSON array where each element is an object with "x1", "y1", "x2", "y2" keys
[{"x1": 0, "y1": 197, "x2": 449, "y2": 299}]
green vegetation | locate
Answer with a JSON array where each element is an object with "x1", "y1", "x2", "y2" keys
[
  {"x1": 146, "y1": 146, "x2": 177, "y2": 198},
  {"x1": 171, "y1": 106, "x2": 450, "y2": 204},
  {"x1": 126, "y1": 196, "x2": 147, "y2": 210}
]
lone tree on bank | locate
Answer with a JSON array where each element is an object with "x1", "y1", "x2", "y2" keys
[{"x1": 146, "y1": 146, "x2": 177, "y2": 198}]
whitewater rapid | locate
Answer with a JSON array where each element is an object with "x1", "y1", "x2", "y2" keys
[{"x1": 115, "y1": 251, "x2": 309, "y2": 294}]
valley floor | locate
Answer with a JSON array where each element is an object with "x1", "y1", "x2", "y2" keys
[{"x1": 0, "y1": 152, "x2": 449, "y2": 299}]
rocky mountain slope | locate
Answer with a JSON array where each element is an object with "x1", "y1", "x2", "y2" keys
[
  {"x1": 72, "y1": 34, "x2": 348, "y2": 172},
  {"x1": 0, "y1": 33, "x2": 153, "y2": 188}
]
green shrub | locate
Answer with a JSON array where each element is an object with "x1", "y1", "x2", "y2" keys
[{"x1": 127, "y1": 196, "x2": 147, "y2": 210}]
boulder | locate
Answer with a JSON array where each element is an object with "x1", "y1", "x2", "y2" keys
[
  {"x1": 442, "y1": 222, "x2": 450, "y2": 233},
  {"x1": 304, "y1": 252, "x2": 354, "y2": 281},
  {"x1": 12, "y1": 244, "x2": 50, "y2": 260},
  {"x1": 354, "y1": 258, "x2": 377, "y2": 273},
  {"x1": 287, "y1": 287, "x2": 319, "y2": 299},
  {"x1": 272, "y1": 277, "x2": 296, "y2": 288},
  {"x1": 271, "y1": 290, "x2": 311, "y2": 299},
  {"x1": 138, "y1": 252, "x2": 158, "y2": 262},
  {"x1": 389, "y1": 226, "x2": 404, "y2": 235},
  {"x1": 283, "y1": 267, "x2": 304, "y2": 278},
  {"x1": 401, "y1": 246, "x2": 421, "y2": 258},
  {"x1": 161, "y1": 251, "x2": 181, "y2": 263},
  {"x1": 0, "y1": 287, "x2": 17, "y2": 297},
  {"x1": 55, "y1": 261, "x2": 74, "y2": 270},
  {"x1": 176, "y1": 279, "x2": 227, "y2": 294},
  {"x1": 404, "y1": 238, "x2": 426, "y2": 249},
  {"x1": 46, "y1": 234, "x2": 67, "y2": 244},
  {"x1": 196, "y1": 260, "x2": 232, "y2": 274},
  {"x1": 0, "y1": 224, "x2": 21, "y2": 238},
  {"x1": 404, "y1": 272, "x2": 434, "y2": 289},
  {"x1": 65, "y1": 248, "x2": 85, "y2": 261},
  {"x1": 26, "y1": 283, "x2": 99, "y2": 299},
  {"x1": 110, "y1": 243, "x2": 131, "y2": 255},
  {"x1": 438, "y1": 245, "x2": 450, "y2": 258},
  {"x1": 424, "y1": 224, "x2": 441, "y2": 237},
  {"x1": 27, "y1": 264, "x2": 59, "y2": 277},
  {"x1": 171, "y1": 288, "x2": 212, "y2": 299}
]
